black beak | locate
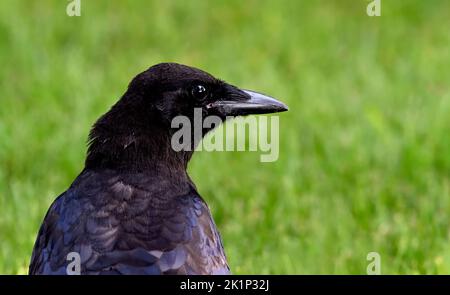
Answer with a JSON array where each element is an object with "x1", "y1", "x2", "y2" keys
[{"x1": 207, "y1": 89, "x2": 288, "y2": 116}]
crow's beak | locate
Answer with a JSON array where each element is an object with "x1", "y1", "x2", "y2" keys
[{"x1": 207, "y1": 89, "x2": 288, "y2": 116}]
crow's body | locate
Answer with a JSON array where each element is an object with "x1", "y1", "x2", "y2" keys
[
  {"x1": 29, "y1": 63, "x2": 287, "y2": 275},
  {"x1": 29, "y1": 169, "x2": 228, "y2": 274}
]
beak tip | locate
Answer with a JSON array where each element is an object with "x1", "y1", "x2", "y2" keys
[
  {"x1": 242, "y1": 89, "x2": 289, "y2": 114},
  {"x1": 211, "y1": 89, "x2": 289, "y2": 116},
  {"x1": 279, "y1": 103, "x2": 289, "y2": 112},
  {"x1": 268, "y1": 99, "x2": 289, "y2": 113}
]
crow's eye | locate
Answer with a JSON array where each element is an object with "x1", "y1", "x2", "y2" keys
[{"x1": 191, "y1": 84, "x2": 208, "y2": 100}]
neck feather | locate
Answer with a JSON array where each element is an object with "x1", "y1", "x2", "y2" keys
[{"x1": 85, "y1": 102, "x2": 193, "y2": 175}]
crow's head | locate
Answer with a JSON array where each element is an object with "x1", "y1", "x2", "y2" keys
[
  {"x1": 124, "y1": 62, "x2": 287, "y2": 123},
  {"x1": 86, "y1": 63, "x2": 287, "y2": 170}
]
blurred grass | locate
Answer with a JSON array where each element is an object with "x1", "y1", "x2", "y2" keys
[{"x1": 0, "y1": 0, "x2": 449, "y2": 274}]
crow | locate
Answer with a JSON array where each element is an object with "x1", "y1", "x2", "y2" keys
[{"x1": 29, "y1": 63, "x2": 288, "y2": 275}]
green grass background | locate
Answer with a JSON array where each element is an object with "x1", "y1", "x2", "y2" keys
[{"x1": 0, "y1": 0, "x2": 449, "y2": 274}]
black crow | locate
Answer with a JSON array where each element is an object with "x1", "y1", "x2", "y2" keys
[{"x1": 29, "y1": 63, "x2": 288, "y2": 275}]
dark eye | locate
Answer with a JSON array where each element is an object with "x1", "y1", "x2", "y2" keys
[{"x1": 191, "y1": 84, "x2": 208, "y2": 99}]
